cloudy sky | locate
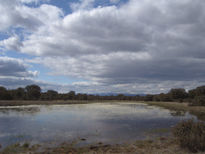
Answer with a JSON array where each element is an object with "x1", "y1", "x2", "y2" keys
[{"x1": 0, "y1": 0, "x2": 205, "y2": 94}]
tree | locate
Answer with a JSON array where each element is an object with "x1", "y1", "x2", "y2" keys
[
  {"x1": 46, "y1": 90, "x2": 58, "y2": 100},
  {"x1": 15, "y1": 88, "x2": 25, "y2": 100},
  {"x1": 66, "y1": 91, "x2": 76, "y2": 100},
  {"x1": 117, "y1": 94, "x2": 125, "y2": 100},
  {"x1": 188, "y1": 86, "x2": 205, "y2": 100},
  {"x1": 0, "y1": 86, "x2": 13, "y2": 100},
  {"x1": 188, "y1": 89, "x2": 196, "y2": 99},
  {"x1": 169, "y1": 88, "x2": 188, "y2": 101},
  {"x1": 144, "y1": 94, "x2": 153, "y2": 101},
  {"x1": 0, "y1": 86, "x2": 7, "y2": 100},
  {"x1": 195, "y1": 86, "x2": 205, "y2": 96},
  {"x1": 76, "y1": 93, "x2": 88, "y2": 100},
  {"x1": 154, "y1": 93, "x2": 172, "y2": 102},
  {"x1": 25, "y1": 85, "x2": 41, "y2": 100}
]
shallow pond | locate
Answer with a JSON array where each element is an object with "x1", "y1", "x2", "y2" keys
[{"x1": 0, "y1": 102, "x2": 197, "y2": 149}]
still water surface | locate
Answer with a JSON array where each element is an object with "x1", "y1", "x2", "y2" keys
[{"x1": 0, "y1": 102, "x2": 197, "y2": 148}]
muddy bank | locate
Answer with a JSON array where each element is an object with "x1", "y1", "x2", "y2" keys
[{"x1": 1, "y1": 137, "x2": 201, "y2": 154}]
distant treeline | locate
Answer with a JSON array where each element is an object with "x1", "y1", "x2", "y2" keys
[{"x1": 0, "y1": 85, "x2": 205, "y2": 106}]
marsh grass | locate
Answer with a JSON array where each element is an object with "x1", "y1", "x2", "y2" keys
[
  {"x1": 144, "y1": 101, "x2": 205, "y2": 121},
  {"x1": 190, "y1": 96, "x2": 205, "y2": 106},
  {"x1": 146, "y1": 128, "x2": 171, "y2": 134},
  {"x1": 172, "y1": 119, "x2": 205, "y2": 153},
  {"x1": 1, "y1": 137, "x2": 197, "y2": 154}
]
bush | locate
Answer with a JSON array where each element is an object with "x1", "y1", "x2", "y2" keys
[
  {"x1": 172, "y1": 119, "x2": 205, "y2": 152},
  {"x1": 23, "y1": 142, "x2": 29, "y2": 148},
  {"x1": 194, "y1": 96, "x2": 205, "y2": 106},
  {"x1": 189, "y1": 96, "x2": 205, "y2": 106}
]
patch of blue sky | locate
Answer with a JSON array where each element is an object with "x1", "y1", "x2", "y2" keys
[
  {"x1": 29, "y1": 62, "x2": 86, "y2": 85},
  {"x1": 1, "y1": 50, "x2": 84, "y2": 84},
  {"x1": 22, "y1": 0, "x2": 50, "y2": 7},
  {"x1": 49, "y1": 0, "x2": 129, "y2": 15},
  {"x1": 0, "y1": 27, "x2": 28, "y2": 42},
  {"x1": 39, "y1": 74, "x2": 86, "y2": 85},
  {"x1": 49, "y1": 0, "x2": 75, "y2": 14},
  {"x1": 94, "y1": 0, "x2": 129, "y2": 8},
  {"x1": 3, "y1": 50, "x2": 33, "y2": 59},
  {"x1": 11, "y1": 27, "x2": 29, "y2": 41},
  {"x1": 0, "y1": 32, "x2": 9, "y2": 41}
]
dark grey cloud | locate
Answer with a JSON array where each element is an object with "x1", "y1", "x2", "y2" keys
[
  {"x1": 0, "y1": 77, "x2": 63, "y2": 92},
  {"x1": 0, "y1": 57, "x2": 38, "y2": 78},
  {"x1": 102, "y1": 57, "x2": 205, "y2": 82}
]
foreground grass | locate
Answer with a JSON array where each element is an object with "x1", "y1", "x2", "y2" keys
[
  {"x1": 143, "y1": 101, "x2": 205, "y2": 120},
  {"x1": 2, "y1": 137, "x2": 204, "y2": 154}
]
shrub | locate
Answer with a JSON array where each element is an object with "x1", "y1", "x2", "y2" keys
[
  {"x1": 194, "y1": 96, "x2": 205, "y2": 106},
  {"x1": 172, "y1": 119, "x2": 205, "y2": 152},
  {"x1": 23, "y1": 142, "x2": 29, "y2": 148},
  {"x1": 189, "y1": 96, "x2": 205, "y2": 106}
]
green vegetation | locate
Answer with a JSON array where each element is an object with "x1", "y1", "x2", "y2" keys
[
  {"x1": 172, "y1": 119, "x2": 205, "y2": 153},
  {"x1": 25, "y1": 85, "x2": 41, "y2": 100},
  {"x1": 0, "y1": 85, "x2": 205, "y2": 107}
]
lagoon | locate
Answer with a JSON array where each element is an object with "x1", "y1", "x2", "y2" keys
[{"x1": 0, "y1": 102, "x2": 197, "y2": 149}]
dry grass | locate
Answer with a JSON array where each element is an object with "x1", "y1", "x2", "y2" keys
[
  {"x1": 143, "y1": 101, "x2": 205, "y2": 120},
  {"x1": 1, "y1": 138, "x2": 202, "y2": 154},
  {"x1": 173, "y1": 119, "x2": 205, "y2": 152}
]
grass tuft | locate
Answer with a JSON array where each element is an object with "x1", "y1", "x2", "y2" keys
[{"x1": 172, "y1": 119, "x2": 205, "y2": 153}]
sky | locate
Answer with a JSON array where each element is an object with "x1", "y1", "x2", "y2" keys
[{"x1": 0, "y1": 0, "x2": 205, "y2": 94}]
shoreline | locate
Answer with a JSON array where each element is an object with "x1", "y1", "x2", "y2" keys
[
  {"x1": 1, "y1": 137, "x2": 197, "y2": 154},
  {"x1": 0, "y1": 100, "x2": 126, "y2": 106},
  {"x1": 1, "y1": 100, "x2": 205, "y2": 120},
  {"x1": 1, "y1": 101, "x2": 205, "y2": 153},
  {"x1": 143, "y1": 101, "x2": 205, "y2": 121}
]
